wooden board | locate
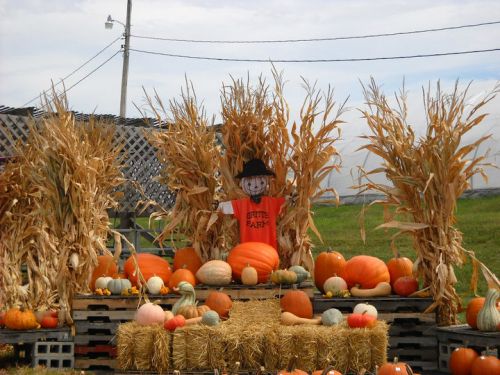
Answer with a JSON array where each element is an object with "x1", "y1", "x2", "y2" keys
[
  {"x1": 74, "y1": 357, "x2": 116, "y2": 370},
  {"x1": 0, "y1": 328, "x2": 72, "y2": 345},
  {"x1": 313, "y1": 295, "x2": 434, "y2": 313}
]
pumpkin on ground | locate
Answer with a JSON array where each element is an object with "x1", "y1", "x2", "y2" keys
[
  {"x1": 449, "y1": 347, "x2": 479, "y2": 375},
  {"x1": 341, "y1": 255, "x2": 390, "y2": 289},
  {"x1": 278, "y1": 355, "x2": 308, "y2": 375},
  {"x1": 314, "y1": 249, "x2": 346, "y2": 293},
  {"x1": 386, "y1": 253, "x2": 413, "y2": 286},
  {"x1": 311, "y1": 367, "x2": 343, "y2": 375},
  {"x1": 241, "y1": 264, "x2": 258, "y2": 286},
  {"x1": 173, "y1": 247, "x2": 203, "y2": 274},
  {"x1": 169, "y1": 267, "x2": 197, "y2": 289},
  {"x1": 195, "y1": 260, "x2": 232, "y2": 286},
  {"x1": 135, "y1": 303, "x2": 165, "y2": 326},
  {"x1": 124, "y1": 253, "x2": 172, "y2": 287},
  {"x1": 227, "y1": 242, "x2": 279, "y2": 283},
  {"x1": 393, "y1": 276, "x2": 419, "y2": 297},
  {"x1": 205, "y1": 291, "x2": 232, "y2": 319},
  {"x1": 89, "y1": 255, "x2": 118, "y2": 290},
  {"x1": 378, "y1": 358, "x2": 412, "y2": 375},
  {"x1": 4, "y1": 308, "x2": 39, "y2": 330},
  {"x1": 280, "y1": 289, "x2": 313, "y2": 319},
  {"x1": 471, "y1": 355, "x2": 500, "y2": 375}
]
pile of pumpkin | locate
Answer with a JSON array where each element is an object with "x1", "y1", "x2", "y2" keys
[
  {"x1": 448, "y1": 347, "x2": 499, "y2": 375},
  {"x1": 314, "y1": 250, "x2": 420, "y2": 298},
  {"x1": 0, "y1": 308, "x2": 59, "y2": 330},
  {"x1": 90, "y1": 242, "x2": 312, "y2": 298}
]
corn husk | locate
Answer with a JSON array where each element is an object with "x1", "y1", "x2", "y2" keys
[{"x1": 356, "y1": 79, "x2": 500, "y2": 325}]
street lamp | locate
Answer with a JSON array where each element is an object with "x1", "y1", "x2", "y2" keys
[{"x1": 105, "y1": 0, "x2": 132, "y2": 121}]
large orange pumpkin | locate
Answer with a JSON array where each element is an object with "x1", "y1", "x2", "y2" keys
[
  {"x1": 386, "y1": 253, "x2": 413, "y2": 286},
  {"x1": 227, "y1": 242, "x2": 279, "y2": 283},
  {"x1": 4, "y1": 308, "x2": 39, "y2": 330},
  {"x1": 466, "y1": 297, "x2": 500, "y2": 329},
  {"x1": 341, "y1": 255, "x2": 390, "y2": 289},
  {"x1": 173, "y1": 247, "x2": 202, "y2": 274},
  {"x1": 471, "y1": 355, "x2": 500, "y2": 375},
  {"x1": 205, "y1": 291, "x2": 233, "y2": 319},
  {"x1": 280, "y1": 289, "x2": 313, "y2": 319},
  {"x1": 314, "y1": 249, "x2": 346, "y2": 293},
  {"x1": 169, "y1": 267, "x2": 197, "y2": 289},
  {"x1": 450, "y1": 347, "x2": 478, "y2": 375},
  {"x1": 89, "y1": 255, "x2": 118, "y2": 290},
  {"x1": 124, "y1": 253, "x2": 172, "y2": 287}
]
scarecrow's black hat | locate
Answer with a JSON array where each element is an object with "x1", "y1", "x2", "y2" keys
[{"x1": 235, "y1": 158, "x2": 275, "y2": 179}]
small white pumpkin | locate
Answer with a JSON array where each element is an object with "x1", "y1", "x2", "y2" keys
[
  {"x1": 95, "y1": 276, "x2": 113, "y2": 290},
  {"x1": 321, "y1": 308, "x2": 344, "y2": 326},
  {"x1": 353, "y1": 302, "x2": 378, "y2": 319},
  {"x1": 147, "y1": 275, "x2": 164, "y2": 294},
  {"x1": 201, "y1": 310, "x2": 220, "y2": 326},
  {"x1": 323, "y1": 276, "x2": 348, "y2": 294}
]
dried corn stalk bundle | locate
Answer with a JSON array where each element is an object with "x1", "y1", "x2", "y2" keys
[
  {"x1": 357, "y1": 79, "x2": 499, "y2": 325},
  {"x1": 144, "y1": 85, "x2": 225, "y2": 261},
  {"x1": 277, "y1": 82, "x2": 345, "y2": 270},
  {"x1": 0, "y1": 93, "x2": 124, "y2": 324}
]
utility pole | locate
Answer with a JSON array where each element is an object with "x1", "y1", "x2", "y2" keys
[{"x1": 119, "y1": 0, "x2": 132, "y2": 121}]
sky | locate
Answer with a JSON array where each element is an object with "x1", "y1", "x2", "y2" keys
[{"x1": 1, "y1": 0, "x2": 500, "y2": 194}]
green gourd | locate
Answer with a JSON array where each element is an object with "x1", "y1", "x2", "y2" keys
[
  {"x1": 107, "y1": 278, "x2": 132, "y2": 295},
  {"x1": 321, "y1": 308, "x2": 344, "y2": 326},
  {"x1": 172, "y1": 281, "x2": 196, "y2": 314},
  {"x1": 477, "y1": 288, "x2": 500, "y2": 332},
  {"x1": 288, "y1": 266, "x2": 310, "y2": 283},
  {"x1": 271, "y1": 270, "x2": 297, "y2": 285},
  {"x1": 201, "y1": 310, "x2": 220, "y2": 326}
]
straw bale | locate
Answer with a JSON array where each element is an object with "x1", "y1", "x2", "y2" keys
[
  {"x1": 116, "y1": 322, "x2": 138, "y2": 370},
  {"x1": 172, "y1": 328, "x2": 188, "y2": 370},
  {"x1": 315, "y1": 325, "x2": 348, "y2": 371},
  {"x1": 369, "y1": 321, "x2": 388, "y2": 367},
  {"x1": 228, "y1": 299, "x2": 281, "y2": 325},
  {"x1": 133, "y1": 324, "x2": 163, "y2": 370},
  {"x1": 152, "y1": 327, "x2": 171, "y2": 373}
]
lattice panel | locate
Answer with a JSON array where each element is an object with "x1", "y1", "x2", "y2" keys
[{"x1": 0, "y1": 113, "x2": 174, "y2": 214}]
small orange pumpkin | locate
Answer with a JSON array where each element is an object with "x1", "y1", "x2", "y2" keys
[
  {"x1": 205, "y1": 291, "x2": 232, "y2": 319},
  {"x1": 280, "y1": 289, "x2": 313, "y2": 319},
  {"x1": 4, "y1": 307, "x2": 39, "y2": 330},
  {"x1": 378, "y1": 357, "x2": 412, "y2": 375},
  {"x1": 341, "y1": 255, "x2": 390, "y2": 289},
  {"x1": 386, "y1": 253, "x2": 413, "y2": 286},
  {"x1": 311, "y1": 367, "x2": 342, "y2": 375},
  {"x1": 169, "y1": 266, "x2": 197, "y2": 289},
  {"x1": 314, "y1": 249, "x2": 346, "y2": 293}
]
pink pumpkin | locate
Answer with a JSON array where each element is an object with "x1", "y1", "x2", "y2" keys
[{"x1": 135, "y1": 303, "x2": 165, "y2": 326}]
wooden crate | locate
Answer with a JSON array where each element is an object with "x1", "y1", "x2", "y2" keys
[
  {"x1": 195, "y1": 281, "x2": 315, "y2": 300},
  {"x1": 436, "y1": 324, "x2": 500, "y2": 373},
  {"x1": 313, "y1": 295, "x2": 437, "y2": 373}
]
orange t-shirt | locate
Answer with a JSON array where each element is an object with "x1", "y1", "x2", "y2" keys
[{"x1": 231, "y1": 196, "x2": 286, "y2": 250}]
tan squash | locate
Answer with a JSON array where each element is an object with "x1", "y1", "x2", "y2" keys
[
  {"x1": 241, "y1": 264, "x2": 258, "y2": 286},
  {"x1": 185, "y1": 316, "x2": 203, "y2": 325},
  {"x1": 195, "y1": 260, "x2": 232, "y2": 286},
  {"x1": 281, "y1": 311, "x2": 321, "y2": 326},
  {"x1": 350, "y1": 281, "x2": 391, "y2": 297}
]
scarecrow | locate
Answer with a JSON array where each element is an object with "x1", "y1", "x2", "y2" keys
[{"x1": 218, "y1": 158, "x2": 285, "y2": 250}]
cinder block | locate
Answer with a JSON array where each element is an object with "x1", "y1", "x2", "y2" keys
[{"x1": 33, "y1": 341, "x2": 74, "y2": 356}]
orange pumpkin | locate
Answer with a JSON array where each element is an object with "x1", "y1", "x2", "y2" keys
[
  {"x1": 341, "y1": 255, "x2": 390, "y2": 289},
  {"x1": 280, "y1": 289, "x2": 313, "y2": 319},
  {"x1": 205, "y1": 291, "x2": 233, "y2": 319},
  {"x1": 314, "y1": 249, "x2": 346, "y2": 293},
  {"x1": 4, "y1": 308, "x2": 39, "y2": 330},
  {"x1": 386, "y1": 253, "x2": 413, "y2": 286},
  {"x1": 227, "y1": 242, "x2": 279, "y2": 283},
  {"x1": 278, "y1": 355, "x2": 308, "y2": 375},
  {"x1": 471, "y1": 355, "x2": 500, "y2": 375},
  {"x1": 89, "y1": 255, "x2": 118, "y2": 290},
  {"x1": 124, "y1": 253, "x2": 172, "y2": 287},
  {"x1": 169, "y1": 267, "x2": 197, "y2": 289},
  {"x1": 173, "y1": 247, "x2": 203, "y2": 274},
  {"x1": 378, "y1": 358, "x2": 411, "y2": 375},
  {"x1": 450, "y1": 347, "x2": 479, "y2": 375},
  {"x1": 466, "y1": 297, "x2": 500, "y2": 329},
  {"x1": 312, "y1": 367, "x2": 342, "y2": 375}
]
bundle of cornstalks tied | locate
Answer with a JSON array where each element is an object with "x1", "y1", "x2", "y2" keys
[
  {"x1": 0, "y1": 92, "x2": 125, "y2": 325},
  {"x1": 220, "y1": 70, "x2": 345, "y2": 269},
  {"x1": 144, "y1": 84, "x2": 226, "y2": 261},
  {"x1": 357, "y1": 79, "x2": 500, "y2": 325}
]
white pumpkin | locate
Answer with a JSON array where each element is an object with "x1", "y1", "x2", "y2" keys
[
  {"x1": 147, "y1": 275, "x2": 164, "y2": 294},
  {"x1": 196, "y1": 260, "x2": 232, "y2": 286},
  {"x1": 323, "y1": 276, "x2": 348, "y2": 294},
  {"x1": 95, "y1": 276, "x2": 113, "y2": 290},
  {"x1": 353, "y1": 303, "x2": 378, "y2": 319}
]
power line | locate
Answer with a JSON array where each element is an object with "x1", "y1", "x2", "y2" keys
[
  {"x1": 131, "y1": 20, "x2": 500, "y2": 44},
  {"x1": 22, "y1": 36, "x2": 122, "y2": 107},
  {"x1": 43, "y1": 50, "x2": 121, "y2": 105},
  {"x1": 129, "y1": 47, "x2": 500, "y2": 63}
]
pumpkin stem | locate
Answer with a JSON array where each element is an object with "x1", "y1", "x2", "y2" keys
[
  {"x1": 393, "y1": 356, "x2": 399, "y2": 364},
  {"x1": 404, "y1": 364, "x2": 414, "y2": 375}
]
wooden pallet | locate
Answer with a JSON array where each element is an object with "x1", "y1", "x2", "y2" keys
[
  {"x1": 0, "y1": 328, "x2": 72, "y2": 345},
  {"x1": 74, "y1": 357, "x2": 116, "y2": 370},
  {"x1": 75, "y1": 344, "x2": 117, "y2": 357},
  {"x1": 313, "y1": 295, "x2": 433, "y2": 313},
  {"x1": 436, "y1": 324, "x2": 499, "y2": 373}
]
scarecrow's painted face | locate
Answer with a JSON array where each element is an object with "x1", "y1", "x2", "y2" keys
[{"x1": 240, "y1": 175, "x2": 269, "y2": 196}]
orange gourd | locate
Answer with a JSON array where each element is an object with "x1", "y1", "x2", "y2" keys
[
  {"x1": 173, "y1": 247, "x2": 203, "y2": 274},
  {"x1": 89, "y1": 255, "x2": 118, "y2": 290},
  {"x1": 280, "y1": 289, "x2": 313, "y2": 319},
  {"x1": 124, "y1": 253, "x2": 172, "y2": 287},
  {"x1": 314, "y1": 249, "x2": 346, "y2": 293},
  {"x1": 205, "y1": 291, "x2": 233, "y2": 319},
  {"x1": 449, "y1": 347, "x2": 479, "y2": 375},
  {"x1": 169, "y1": 267, "x2": 197, "y2": 289},
  {"x1": 386, "y1": 253, "x2": 413, "y2": 286},
  {"x1": 341, "y1": 255, "x2": 390, "y2": 289},
  {"x1": 466, "y1": 297, "x2": 500, "y2": 329},
  {"x1": 4, "y1": 307, "x2": 39, "y2": 330},
  {"x1": 227, "y1": 242, "x2": 279, "y2": 283},
  {"x1": 378, "y1": 357, "x2": 411, "y2": 375},
  {"x1": 471, "y1": 355, "x2": 500, "y2": 375}
]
